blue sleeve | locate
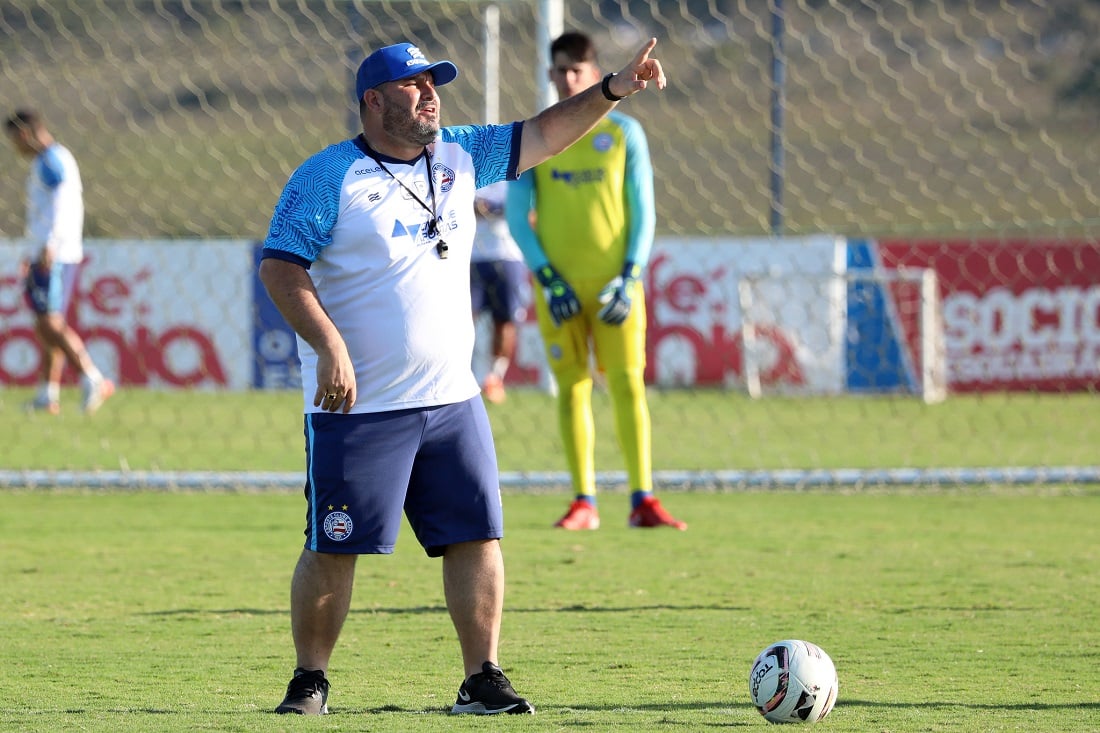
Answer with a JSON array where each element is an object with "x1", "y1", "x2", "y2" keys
[
  {"x1": 262, "y1": 148, "x2": 349, "y2": 265},
  {"x1": 441, "y1": 121, "x2": 523, "y2": 189},
  {"x1": 504, "y1": 170, "x2": 549, "y2": 271},
  {"x1": 618, "y1": 113, "x2": 656, "y2": 269},
  {"x1": 36, "y1": 148, "x2": 66, "y2": 188}
]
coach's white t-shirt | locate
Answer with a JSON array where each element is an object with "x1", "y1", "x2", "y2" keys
[
  {"x1": 25, "y1": 142, "x2": 84, "y2": 264},
  {"x1": 262, "y1": 123, "x2": 522, "y2": 414}
]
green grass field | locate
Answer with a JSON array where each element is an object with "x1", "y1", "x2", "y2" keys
[
  {"x1": 1, "y1": 489, "x2": 1097, "y2": 732},
  {"x1": 3, "y1": 386, "x2": 1096, "y2": 729},
  {"x1": 1, "y1": 387, "x2": 1096, "y2": 475}
]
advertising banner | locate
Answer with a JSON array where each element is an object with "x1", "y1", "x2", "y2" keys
[
  {"x1": 845, "y1": 239, "x2": 940, "y2": 397},
  {"x1": 7, "y1": 238, "x2": 1095, "y2": 395},
  {"x1": 473, "y1": 236, "x2": 848, "y2": 392},
  {"x1": 252, "y1": 245, "x2": 302, "y2": 390},
  {"x1": 645, "y1": 236, "x2": 846, "y2": 391},
  {"x1": 1, "y1": 239, "x2": 253, "y2": 389},
  {"x1": 873, "y1": 238, "x2": 1100, "y2": 392}
]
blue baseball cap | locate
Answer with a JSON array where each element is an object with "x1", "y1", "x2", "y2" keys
[{"x1": 355, "y1": 43, "x2": 459, "y2": 101}]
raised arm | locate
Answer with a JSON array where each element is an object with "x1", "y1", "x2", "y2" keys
[{"x1": 516, "y1": 38, "x2": 666, "y2": 174}]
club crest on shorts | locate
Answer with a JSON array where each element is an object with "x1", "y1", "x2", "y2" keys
[{"x1": 323, "y1": 511, "x2": 354, "y2": 541}]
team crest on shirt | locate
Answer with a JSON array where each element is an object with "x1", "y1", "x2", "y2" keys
[
  {"x1": 323, "y1": 511, "x2": 354, "y2": 541},
  {"x1": 433, "y1": 162, "x2": 456, "y2": 192},
  {"x1": 592, "y1": 133, "x2": 614, "y2": 152},
  {"x1": 399, "y1": 180, "x2": 430, "y2": 199}
]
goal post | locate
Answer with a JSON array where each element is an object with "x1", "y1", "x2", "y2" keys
[
  {"x1": 917, "y1": 268, "x2": 948, "y2": 404},
  {"x1": 740, "y1": 268, "x2": 947, "y2": 403},
  {"x1": 481, "y1": 0, "x2": 561, "y2": 122}
]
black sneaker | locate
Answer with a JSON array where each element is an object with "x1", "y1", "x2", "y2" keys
[
  {"x1": 451, "y1": 662, "x2": 535, "y2": 715},
  {"x1": 274, "y1": 667, "x2": 329, "y2": 715}
]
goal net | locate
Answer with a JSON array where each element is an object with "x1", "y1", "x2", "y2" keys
[{"x1": 739, "y1": 268, "x2": 947, "y2": 404}]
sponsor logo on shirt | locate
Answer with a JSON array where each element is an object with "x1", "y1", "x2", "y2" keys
[
  {"x1": 392, "y1": 220, "x2": 427, "y2": 239},
  {"x1": 398, "y1": 180, "x2": 429, "y2": 200},
  {"x1": 550, "y1": 168, "x2": 606, "y2": 187}
]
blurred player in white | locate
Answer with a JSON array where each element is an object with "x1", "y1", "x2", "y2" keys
[
  {"x1": 5, "y1": 109, "x2": 114, "y2": 415},
  {"x1": 471, "y1": 180, "x2": 528, "y2": 403}
]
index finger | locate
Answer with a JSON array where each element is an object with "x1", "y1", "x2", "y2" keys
[{"x1": 632, "y1": 37, "x2": 658, "y2": 67}]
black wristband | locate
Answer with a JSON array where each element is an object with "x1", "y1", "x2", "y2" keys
[{"x1": 601, "y1": 73, "x2": 625, "y2": 102}]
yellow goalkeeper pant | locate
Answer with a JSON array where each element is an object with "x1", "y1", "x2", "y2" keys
[{"x1": 533, "y1": 278, "x2": 652, "y2": 496}]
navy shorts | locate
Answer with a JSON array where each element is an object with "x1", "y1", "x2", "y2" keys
[
  {"x1": 301, "y1": 396, "x2": 503, "y2": 557},
  {"x1": 470, "y1": 260, "x2": 528, "y2": 324},
  {"x1": 24, "y1": 262, "x2": 79, "y2": 316}
]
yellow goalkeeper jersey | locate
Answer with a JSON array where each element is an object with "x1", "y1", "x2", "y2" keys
[{"x1": 507, "y1": 110, "x2": 655, "y2": 284}]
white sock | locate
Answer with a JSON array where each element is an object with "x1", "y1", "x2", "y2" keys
[{"x1": 490, "y1": 357, "x2": 510, "y2": 380}]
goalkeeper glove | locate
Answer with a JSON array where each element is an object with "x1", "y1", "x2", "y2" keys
[
  {"x1": 535, "y1": 264, "x2": 581, "y2": 326},
  {"x1": 597, "y1": 261, "x2": 642, "y2": 325}
]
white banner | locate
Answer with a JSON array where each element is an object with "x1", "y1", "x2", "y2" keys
[
  {"x1": 478, "y1": 235, "x2": 847, "y2": 391},
  {"x1": 0, "y1": 239, "x2": 254, "y2": 389},
  {"x1": 646, "y1": 236, "x2": 846, "y2": 391},
  {"x1": 3, "y1": 237, "x2": 847, "y2": 393}
]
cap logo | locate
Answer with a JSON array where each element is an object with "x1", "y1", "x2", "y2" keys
[{"x1": 356, "y1": 42, "x2": 458, "y2": 100}]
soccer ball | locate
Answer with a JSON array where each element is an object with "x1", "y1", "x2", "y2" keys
[{"x1": 748, "y1": 639, "x2": 838, "y2": 724}]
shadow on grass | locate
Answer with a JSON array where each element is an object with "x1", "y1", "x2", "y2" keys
[
  {"x1": 837, "y1": 699, "x2": 1100, "y2": 710},
  {"x1": 290, "y1": 699, "x2": 1100, "y2": 717},
  {"x1": 308, "y1": 702, "x2": 751, "y2": 717},
  {"x1": 13, "y1": 699, "x2": 1097, "y2": 727},
  {"x1": 141, "y1": 602, "x2": 749, "y2": 617}
]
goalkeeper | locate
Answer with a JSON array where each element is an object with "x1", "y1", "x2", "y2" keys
[{"x1": 505, "y1": 31, "x2": 685, "y2": 531}]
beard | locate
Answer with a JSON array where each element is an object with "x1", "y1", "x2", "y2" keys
[{"x1": 381, "y1": 94, "x2": 439, "y2": 147}]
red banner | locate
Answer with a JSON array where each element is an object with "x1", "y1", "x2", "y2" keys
[{"x1": 876, "y1": 239, "x2": 1100, "y2": 392}]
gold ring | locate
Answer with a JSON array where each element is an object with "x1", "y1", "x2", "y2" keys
[{"x1": 326, "y1": 392, "x2": 338, "y2": 399}]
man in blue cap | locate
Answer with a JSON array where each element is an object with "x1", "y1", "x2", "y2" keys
[{"x1": 260, "y1": 37, "x2": 666, "y2": 716}]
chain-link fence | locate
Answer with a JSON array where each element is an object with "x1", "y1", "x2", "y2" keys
[
  {"x1": 1, "y1": 1, "x2": 1097, "y2": 487},
  {"x1": 2, "y1": 0, "x2": 1097, "y2": 239}
]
